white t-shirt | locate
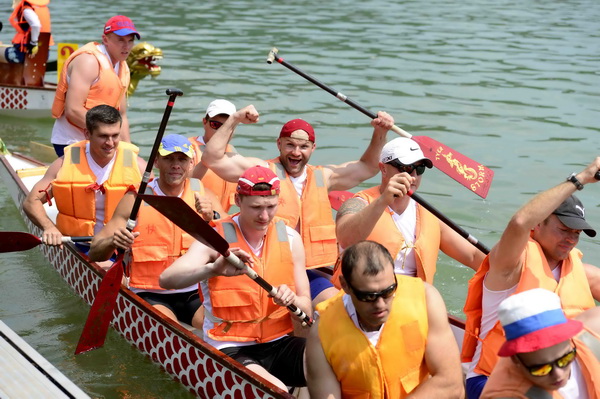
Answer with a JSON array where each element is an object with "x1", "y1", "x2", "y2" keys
[
  {"x1": 51, "y1": 44, "x2": 120, "y2": 146},
  {"x1": 558, "y1": 359, "x2": 589, "y2": 399},
  {"x1": 201, "y1": 216, "x2": 296, "y2": 350},
  {"x1": 343, "y1": 294, "x2": 383, "y2": 346},
  {"x1": 84, "y1": 142, "x2": 115, "y2": 236}
]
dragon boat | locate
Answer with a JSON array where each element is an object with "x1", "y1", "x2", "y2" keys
[
  {"x1": 0, "y1": 139, "x2": 467, "y2": 397},
  {"x1": 0, "y1": 34, "x2": 162, "y2": 118}
]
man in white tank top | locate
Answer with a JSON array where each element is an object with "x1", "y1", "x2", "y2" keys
[
  {"x1": 463, "y1": 158, "x2": 600, "y2": 399},
  {"x1": 23, "y1": 105, "x2": 146, "y2": 249}
]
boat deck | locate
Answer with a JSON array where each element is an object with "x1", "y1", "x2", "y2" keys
[{"x1": 0, "y1": 320, "x2": 90, "y2": 399}]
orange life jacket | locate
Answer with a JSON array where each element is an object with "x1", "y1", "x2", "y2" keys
[
  {"x1": 128, "y1": 179, "x2": 205, "y2": 290},
  {"x1": 188, "y1": 137, "x2": 237, "y2": 212},
  {"x1": 10, "y1": 0, "x2": 54, "y2": 51},
  {"x1": 481, "y1": 328, "x2": 600, "y2": 399},
  {"x1": 51, "y1": 42, "x2": 129, "y2": 120},
  {"x1": 53, "y1": 141, "x2": 142, "y2": 236},
  {"x1": 205, "y1": 216, "x2": 295, "y2": 343},
  {"x1": 317, "y1": 276, "x2": 430, "y2": 398},
  {"x1": 330, "y1": 186, "x2": 440, "y2": 288},
  {"x1": 462, "y1": 239, "x2": 595, "y2": 376},
  {"x1": 268, "y1": 159, "x2": 338, "y2": 269}
]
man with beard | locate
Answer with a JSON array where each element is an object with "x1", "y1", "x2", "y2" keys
[
  {"x1": 23, "y1": 105, "x2": 145, "y2": 255},
  {"x1": 88, "y1": 134, "x2": 224, "y2": 328},
  {"x1": 462, "y1": 157, "x2": 600, "y2": 399},
  {"x1": 305, "y1": 240, "x2": 464, "y2": 398},
  {"x1": 201, "y1": 104, "x2": 393, "y2": 304}
]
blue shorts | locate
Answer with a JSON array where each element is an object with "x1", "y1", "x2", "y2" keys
[
  {"x1": 306, "y1": 269, "x2": 334, "y2": 299},
  {"x1": 466, "y1": 375, "x2": 488, "y2": 399},
  {"x1": 53, "y1": 144, "x2": 67, "y2": 157},
  {"x1": 4, "y1": 44, "x2": 26, "y2": 64}
]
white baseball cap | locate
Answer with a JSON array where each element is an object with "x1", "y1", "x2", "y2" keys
[
  {"x1": 380, "y1": 137, "x2": 432, "y2": 167},
  {"x1": 205, "y1": 99, "x2": 236, "y2": 118}
]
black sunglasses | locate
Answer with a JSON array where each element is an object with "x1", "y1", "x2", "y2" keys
[
  {"x1": 208, "y1": 119, "x2": 223, "y2": 130},
  {"x1": 347, "y1": 276, "x2": 398, "y2": 302},
  {"x1": 386, "y1": 159, "x2": 426, "y2": 176},
  {"x1": 517, "y1": 347, "x2": 577, "y2": 377}
]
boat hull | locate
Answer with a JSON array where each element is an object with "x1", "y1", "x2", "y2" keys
[
  {"x1": 0, "y1": 84, "x2": 56, "y2": 119},
  {"x1": 0, "y1": 150, "x2": 292, "y2": 399}
]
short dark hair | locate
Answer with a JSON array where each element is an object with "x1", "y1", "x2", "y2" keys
[
  {"x1": 237, "y1": 182, "x2": 278, "y2": 199},
  {"x1": 85, "y1": 105, "x2": 122, "y2": 134},
  {"x1": 341, "y1": 240, "x2": 394, "y2": 285}
]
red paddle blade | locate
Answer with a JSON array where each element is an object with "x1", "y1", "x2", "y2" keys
[
  {"x1": 0, "y1": 231, "x2": 42, "y2": 253},
  {"x1": 328, "y1": 191, "x2": 353, "y2": 211},
  {"x1": 75, "y1": 256, "x2": 124, "y2": 354},
  {"x1": 413, "y1": 135, "x2": 494, "y2": 199}
]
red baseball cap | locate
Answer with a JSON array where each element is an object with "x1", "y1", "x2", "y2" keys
[
  {"x1": 279, "y1": 119, "x2": 315, "y2": 143},
  {"x1": 237, "y1": 166, "x2": 280, "y2": 196},
  {"x1": 104, "y1": 15, "x2": 141, "y2": 39}
]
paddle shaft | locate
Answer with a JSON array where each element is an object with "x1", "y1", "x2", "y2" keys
[
  {"x1": 75, "y1": 89, "x2": 183, "y2": 354},
  {"x1": 0, "y1": 231, "x2": 92, "y2": 253},
  {"x1": 408, "y1": 190, "x2": 490, "y2": 254}
]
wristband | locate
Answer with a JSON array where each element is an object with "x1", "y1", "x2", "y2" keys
[{"x1": 566, "y1": 173, "x2": 584, "y2": 190}]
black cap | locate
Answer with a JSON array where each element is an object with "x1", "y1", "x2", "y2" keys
[{"x1": 553, "y1": 195, "x2": 596, "y2": 237}]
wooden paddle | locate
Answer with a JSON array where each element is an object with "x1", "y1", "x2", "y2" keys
[
  {"x1": 138, "y1": 194, "x2": 314, "y2": 327},
  {"x1": 329, "y1": 190, "x2": 490, "y2": 254},
  {"x1": 0, "y1": 231, "x2": 92, "y2": 253},
  {"x1": 75, "y1": 88, "x2": 184, "y2": 354},
  {"x1": 267, "y1": 48, "x2": 494, "y2": 199}
]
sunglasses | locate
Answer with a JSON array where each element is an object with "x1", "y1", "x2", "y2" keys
[
  {"x1": 208, "y1": 119, "x2": 223, "y2": 130},
  {"x1": 347, "y1": 276, "x2": 398, "y2": 302},
  {"x1": 518, "y1": 347, "x2": 577, "y2": 377},
  {"x1": 386, "y1": 159, "x2": 427, "y2": 176}
]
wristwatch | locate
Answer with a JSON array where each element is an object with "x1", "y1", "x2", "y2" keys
[{"x1": 566, "y1": 173, "x2": 584, "y2": 190}]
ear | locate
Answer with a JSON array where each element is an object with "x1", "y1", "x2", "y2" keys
[
  {"x1": 234, "y1": 193, "x2": 241, "y2": 207},
  {"x1": 339, "y1": 275, "x2": 350, "y2": 295},
  {"x1": 378, "y1": 162, "x2": 386, "y2": 174},
  {"x1": 84, "y1": 129, "x2": 91, "y2": 140},
  {"x1": 276, "y1": 138, "x2": 282, "y2": 151},
  {"x1": 101, "y1": 34, "x2": 108, "y2": 45}
]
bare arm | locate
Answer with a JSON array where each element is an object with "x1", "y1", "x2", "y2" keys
[
  {"x1": 22, "y1": 158, "x2": 63, "y2": 246},
  {"x1": 200, "y1": 105, "x2": 267, "y2": 182},
  {"x1": 335, "y1": 172, "x2": 414, "y2": 249},
  {"x1": 486, "y1": 158, "x2": 600, "y2": 290},
  {"x1": 287, "y1": 229, "x2": 312, "y2": 317},
  {"x1": 159, "y1": 241, "x2": 251, "y2": 289},
  {"x1": 407, "y1": 283, "x2": 464, "y2": 398},
  {"x1": 439, "y1": 221, "x2": 486, "y2": 271},
  {"x1": 325, "y1": 112, "x2": 391, "y2": 191},
  {"x1": 583, "y1": 263, "x2": 600, "y2": 301},
  {"x1": 575, "y1": 305, "x2": 600, "y2": 333},
  {"x1": 88, "y1": 192, "x2": 136, "y2": 261},
  {"x1": 306, "y1": 319, "x2": 342, "y2": 399},
  {"x1": 63, "y1": 54, "x2": 100, "y2": 131},
  {"x1": 118, "y1": 92, "x2": 131, "y2": 143}
]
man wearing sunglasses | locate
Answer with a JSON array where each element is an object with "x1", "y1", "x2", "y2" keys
[
  {"x1": 462, "y1": 157, "x2": 600, "y2": 399},
  {"x1": 190, "y1": 99, "x2": 239, "y2": 213},
  {"x1": 306, "y1": 240, "x2": 464, "y2": 398},
  {"x1": 334, "y1": 137, "x2": 485, "y2": 285},
  {"x1": 481, "y1": 288, "x2": 600, "y2": 398}
]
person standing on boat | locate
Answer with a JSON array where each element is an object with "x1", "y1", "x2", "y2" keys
[
  {"x1": 481, "y1": 288, "x2": 600, "y2": 399},
  {"x1": 332, "y1": 137, "x2": 485, "y2": 285},
  {"x1": 200, "y1": 104, "x2": 393, "y2": 306},
  {"x1": 189, "y1": 99, "x2": 239, "y2": 213},
  {"x1": 88, "y1": 134, "x2": 224, "y2": 328},
  {"x1": 305, "y1": 240, "x2": 464, "y2": 399},
  {"x1": 462, "y1": 158, "x2": 600, "y2": 399},
  {"x1": 50, "y1": 15, "x2": 139, "y2": 157},
  {"x1": 160, "y1": 165, "x2": 312, "y2": 391},
  {"x1": 1, "y1": 0, "x2": 53, "y2": 64},
  {"x1": 23, "y1": 105, "x2": 146, "y2": 254}
]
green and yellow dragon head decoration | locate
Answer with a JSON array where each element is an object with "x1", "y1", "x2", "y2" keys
[{"x1": 126, "y1": 42, "x2": 163, "y2": 97}]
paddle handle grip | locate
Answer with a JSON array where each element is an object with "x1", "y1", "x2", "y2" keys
[
  {"x1": 224, "y1": 252, "x2": 313, "y2": 327},
  {"x1": 408, "y1": 191, "x2": 490, "y2": 255},
  {"x1": 61, "y1": 236, "x2": 93, "y2": 243},
  {"x1": 595, "y1": 171, "x2": 600, "y2": 180}
]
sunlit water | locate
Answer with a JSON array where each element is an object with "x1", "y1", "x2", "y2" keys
[{"x1": 1, "y1": 0, "x2": 599, "y2": 397}]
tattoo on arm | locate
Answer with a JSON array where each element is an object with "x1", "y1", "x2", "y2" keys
[{"x1": 336, "y1": 198, "x2": 367, "y2": 220}]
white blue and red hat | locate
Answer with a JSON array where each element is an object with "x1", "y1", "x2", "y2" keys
[{"x1": 497, "y1": 288, "x2": 583, "y2": 357}]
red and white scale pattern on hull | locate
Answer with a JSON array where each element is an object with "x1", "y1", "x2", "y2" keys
[
  {"x1": 1, "y1": 87, "x2": 28, "y2": 109},
  {"x1": 20, "y1": 209, "x2": 284, "y2": 399}
]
